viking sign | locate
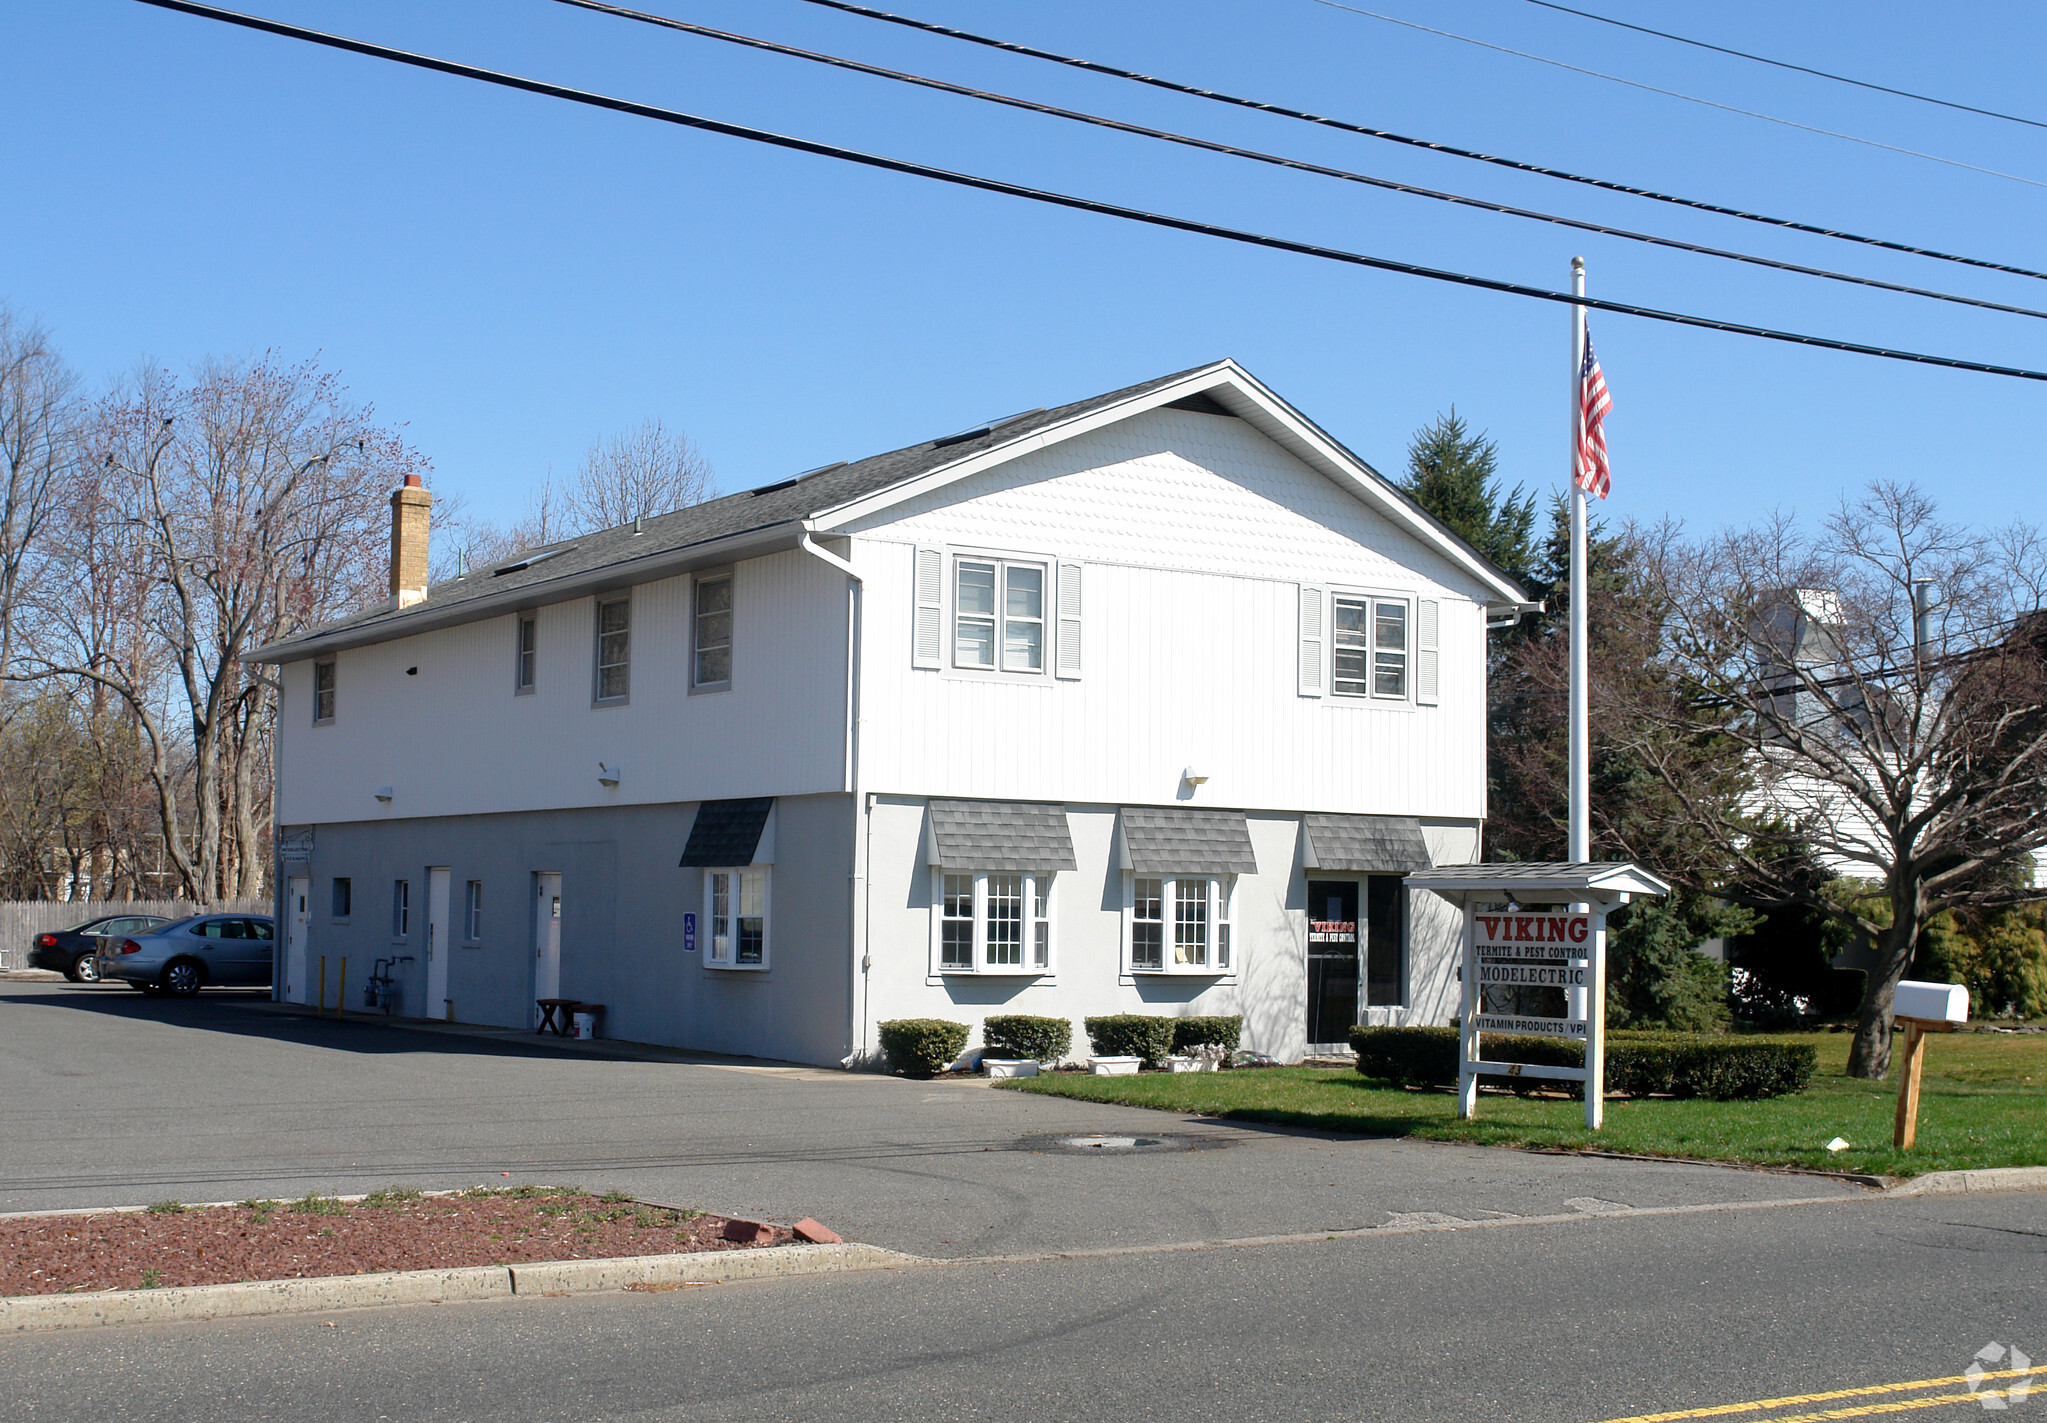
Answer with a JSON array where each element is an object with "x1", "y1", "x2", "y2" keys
[{"x1": 1470, "y1": 908, "x2": 1592, "y2": 1038}]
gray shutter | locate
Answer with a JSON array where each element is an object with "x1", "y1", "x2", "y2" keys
[
  {"x1": 1055, "y1": 561, "x2": 1083, "y2": 679},
  {"x1": 1298, "y1": 585, "x2": 1325, "y2": 697},
  {"x1": 1417, "y1": 598, "x2": 1440, "y2": 705},
  {"x1": 913, "y1": 547, "x2": 943, "y2": 669}
]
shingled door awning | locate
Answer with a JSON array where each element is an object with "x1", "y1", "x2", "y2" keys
[
  {"x1": 924, "y1": 800, "x2": 1078, "y2": 872},
  {"x1": 1300, "y1": 814, "x2": 1432, "y2": 873},
  {"x1": 679, "y1": 798, "x2": 775, "y2": 867},
  {"x1": 1114, "y1": 807, "x2": 1259, "y2": 875}
]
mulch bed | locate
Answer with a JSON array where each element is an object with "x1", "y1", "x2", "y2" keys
[{"x1": 0, "y1": 1188, "x2": 791, "y2": 1297}]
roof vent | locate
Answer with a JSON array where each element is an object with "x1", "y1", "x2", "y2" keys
[
  {"x1": 931, "y1": 426, "x2": 992, "y2": 450},
  {"x1": 750, "y1": 477, "x2": 803, "y2": 498},
  {"x1": 492, "y1": 545, "x2": 576, "y2": 577},
  {"x1": 1163, "y1": 391, "x2": 1237, "y2": 418}
]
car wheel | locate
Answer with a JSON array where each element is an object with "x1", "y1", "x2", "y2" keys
[
  {"x1": 63, "y1": 959, "x2": 83, "y2": 982},
  {"x1": 161, "y1": 959, "x2": 204, "y2": 997},
  {"x1": 75, "y1": 955, "x2": 101, "y2": 983}
]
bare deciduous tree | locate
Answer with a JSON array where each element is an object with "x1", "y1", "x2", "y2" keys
[
  {"x1": 0, "y1": 307, "x2": 75, "y2": 683},
  {"x1": 562, "y1": 418, "x2": 711, "y2": 534}
]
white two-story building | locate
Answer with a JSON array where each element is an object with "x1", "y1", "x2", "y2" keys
[{"x1": 251, "y1": 361, "x2": 1531, "y2": 1066}]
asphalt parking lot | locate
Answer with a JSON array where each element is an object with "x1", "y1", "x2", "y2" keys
[{"x1": 0, "y1": 980, "x2": 1869, "y2": 1256}]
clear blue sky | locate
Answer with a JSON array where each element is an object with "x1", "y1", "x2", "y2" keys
[{"x1": 4, "y1": 0, "x2": 2042, "y2": 542}]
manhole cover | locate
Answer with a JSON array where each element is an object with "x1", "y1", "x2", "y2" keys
[
  {"x1": 1025, "y1": 1133, "x2": 1216, "y2": 1154},
  {"x1": 1060, "y1": 1135, "x2": 1154, "y2": 1150}
]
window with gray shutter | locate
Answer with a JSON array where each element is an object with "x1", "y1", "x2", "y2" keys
[
  {"x1": 1417, "y1": 598, "x2": 1440, "y2": 705},
  {"x1": 1055, "y1": 562, "x2": 1083, "y2": 679},
  {"x1": 912, "y1": 547, "x2": 943, "y2": 669},
  {"x1": 1298, "y1": 585, "x2": 1325, "y2": 697}
]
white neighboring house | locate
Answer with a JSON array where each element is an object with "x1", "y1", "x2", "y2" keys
[{"x1": 249, "y1": 361, "x2": 1531, "y2": 1066}]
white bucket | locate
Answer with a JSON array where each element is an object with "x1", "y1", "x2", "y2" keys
[
  {"x1": 1089, "y1": 1056, "x2": 1141, "y2": 1076},
  {"x1": 572, "y1": 1011, "x2": 597, "y2": 1040},
  {"x1": 982, "y1": 1058, "x2": 1039, "y2": 1079}
]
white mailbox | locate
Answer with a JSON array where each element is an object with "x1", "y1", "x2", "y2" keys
[{"x1": 1894, "y1": 979, "x2": 1969, "y2": 1024}]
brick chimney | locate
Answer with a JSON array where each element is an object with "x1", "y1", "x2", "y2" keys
[{"x1": 390, "y1": 474, "x2": 431, "y2": 608}]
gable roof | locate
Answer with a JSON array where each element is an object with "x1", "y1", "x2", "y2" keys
[{"x1": 248, "y1": 360, "x2": 1530, "y2": 663}]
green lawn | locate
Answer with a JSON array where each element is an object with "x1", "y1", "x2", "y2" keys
[{"x1": 1003, "y1": 1031, "x2": 2047, "y2": 1178}]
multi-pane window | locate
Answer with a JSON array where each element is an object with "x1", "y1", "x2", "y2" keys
[
  {"x1": 515, "y1": 613, "x2": 536, "y2": 692},
  {"x1": 1333, "y1": 595, "x2": 1409, "y2": 700},
  {"x1": 694, "y1": 574, "x2": 732, "y2": 687},
  {"x1": 313, "y1": 658, "x2": 336, "y2": 723},
  {"x1": 941, "y1": 874, "x2": 974, "y2": 969},
  {"x1": 392, "y1": 880, "x2": 410, "y2": 938},
  {"x1": 594, "y1": 596, "x2": 630, "y2": 702},
  {"x1": 932, "y1": 870, "x2": 1056, "y2": 973},
  {"x1": 706, "y1": 867, "x2": 769, "y2": 968},
  {"x1": 464, "y1": 880, "x2": 482, "y2": 942},
  {"x1": 954, "y1": 558, "x2": 1045, "y2": 674},
  {"x1": 1128, "y1": 876, "x2": 1234, "y2": 974}
]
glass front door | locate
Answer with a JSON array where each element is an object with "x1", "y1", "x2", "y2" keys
[{"x1": 1307, "y1": 880, "x2": 1360, "y2": 1048}]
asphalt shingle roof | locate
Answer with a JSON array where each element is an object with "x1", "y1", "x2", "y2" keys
[
  {"x1": 1118, "y1": 807, "x2": 1259, "y2": 875},
  {"x1": 678, "y1": 798, "x2": 775, "y2": 868},
  {"x1": 1301, "y1": 814, "x2": 1432, "y2": 873},
  {"x1": 927, "y1": 800, "x2": 1079, "y2": 873}
]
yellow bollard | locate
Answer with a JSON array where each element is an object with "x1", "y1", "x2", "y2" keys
[
  {"x1": 318, "y1": 955, "x2": 326, "y2": 1017},
  {"x1": 337, "y1": 958, "x2": 347, "y2": 1022}
]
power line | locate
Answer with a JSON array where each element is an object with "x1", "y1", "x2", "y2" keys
[
  {"x1": 1518, "y1": 0, "x2": 2047, "y2": 133},
  {"x1": 546, "y1": 0, "x2": 2047, "y2": 323},
  {"x1": 791, "y1": 0, "x2": 2047, "y2": 283},
  {"x1": 1306, "y1": 0, "x2": 2047, "y2": 189},
  {"x1": 124, "y1": 0, "x2": 2047, "y2": 385}
]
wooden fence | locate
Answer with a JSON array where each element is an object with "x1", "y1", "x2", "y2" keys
[{"x1": 0, "y1": 900, "x2": 270, "y2": 970}]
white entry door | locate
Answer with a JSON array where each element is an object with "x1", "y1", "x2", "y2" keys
[
  {"x1": 426, "y1": 867, "x2": 451, "y2": 1020},
  {"x1": 533, "y1": 871, "x2": 562, "y2": 1026},
  {"x1": 285, "y1": 876, "x2": 310, "y2": 1003}
]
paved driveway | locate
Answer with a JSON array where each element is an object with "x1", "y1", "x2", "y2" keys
[{"x1": 1, "y1": 982, "x2": 1868, "y2": 1256}]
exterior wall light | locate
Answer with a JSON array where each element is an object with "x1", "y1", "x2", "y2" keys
[
  {"x1": 1182, "y1": 766, "x2": 1208, "y2": 785},
  {"x1": 597, "y1": 763, "x2": 622, "y2": 787},
  {"x1": 373, "y1": 786, "x2": 394, "y2": 803}
]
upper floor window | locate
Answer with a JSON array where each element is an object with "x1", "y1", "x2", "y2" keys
[
  {"x1": 594, "y1": 595, "x2": 630, "y2": 703},
  {"x1": 313, "y1": 658, "x2": 337, "y2": 724},
  {"x1": 955, "y1": 558, "x2": 1045, "y2": 674},
  {"x1": 932, "y1": 869, "x2": 1055, "y2": 974},
  {"x1": 515, "y1": 613, "x2": 536, "y2": 693},
  {"x1": 694, "y1": 573, "x2": 732, "y2": 689},
  {"x1": 1333, "y1": 595, "x2": 1408, "y2": 700},
  {"x1": 1128, "y1": 874, "x2": 1233, "y2": 974}
]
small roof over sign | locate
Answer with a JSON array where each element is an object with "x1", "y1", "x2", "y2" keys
[{"x1": 1404, "y1": 861, "x2": 1670, "y2": 903}]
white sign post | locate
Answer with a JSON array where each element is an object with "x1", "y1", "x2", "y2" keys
[{"x1": 1409, "y1": 863, "x2": 1668, "y2": 1134}]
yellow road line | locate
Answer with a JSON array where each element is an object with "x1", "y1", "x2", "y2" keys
[
  {"x1": 1765, "y1": 1386, "x2": 2017, "y2": 1422},
  {"x1": 1594, "y1": 1365, "x2": 2043, "y2": 1423}
]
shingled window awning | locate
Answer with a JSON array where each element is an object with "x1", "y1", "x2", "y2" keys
[
  {"x1": 924, "y1": 800, "x2": 1078, "y2": 872},
  {"x1": 1115, "y1": 807, "x2": 1258, "y2": 875},
  {"x1": 1301, "y1": 814, "x2": 1432, "y2": 873},
  {"x1": 679, "y1": 798, "x2": 775, "y2": 867}
]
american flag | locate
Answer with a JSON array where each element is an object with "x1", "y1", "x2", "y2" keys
[{"x1": 1576, "y1": 327, "x2": 1612, "y2": 499}]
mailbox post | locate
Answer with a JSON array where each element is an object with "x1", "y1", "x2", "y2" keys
[
  {"x1": 1891, "y1": 979, "x2": 1970, "y2": 1150},
  {"x1": 1405, "y1": 862, "x2": 1669, "y2": 1131}
]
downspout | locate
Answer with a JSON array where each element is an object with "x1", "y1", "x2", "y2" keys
[{"x1": 798, "y1": 531, "x2": 869, "y2": 1066}]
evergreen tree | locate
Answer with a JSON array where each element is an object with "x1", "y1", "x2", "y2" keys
[{"x1": 1400, "y1": 409, "x2": 1537, "y2": 591}]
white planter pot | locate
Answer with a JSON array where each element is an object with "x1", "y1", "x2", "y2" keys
[
  {"x1": 1166, "y1": 1056, "x2": 1201, "y2": 1073},
  {"x1": 1090, "y1": 1056, "x2": 1142, "y2": 1076},
  {"x1": 982, "y1": 1058, "x2": 1039, "y2": 1079}
]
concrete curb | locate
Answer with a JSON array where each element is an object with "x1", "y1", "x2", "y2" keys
[
  {"x1": 1, "y1": 1243, "x2": 917, "y2": 1334},
  {"x1": 1886, "y1": 1165, "x2": 2047, "y2": 1196}
]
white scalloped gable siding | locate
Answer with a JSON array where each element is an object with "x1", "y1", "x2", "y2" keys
[
  {"x1": 848, "y1": 407, "x2": 1490, "y2": 818},
  {"x1": 839, "y1": 407, "x2": 1479, "y2": 593}
]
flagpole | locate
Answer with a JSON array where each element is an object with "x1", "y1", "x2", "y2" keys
[{"x1": 1568, "y1": 256, "x2": 1590, "y2": 867}]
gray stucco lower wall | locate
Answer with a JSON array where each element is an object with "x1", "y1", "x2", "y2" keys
[{"x1": 283, "y1": 794, "x2": 855, "y2": 1066}]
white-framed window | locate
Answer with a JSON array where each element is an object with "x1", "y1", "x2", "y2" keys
[
  {"x1": 594, "y1": 594, "x2": 630, "y2": 703},
  {"x1": 1126, "y1": 874, "x2": 1234, "y2": 974},
  {"x1": 705, "y1": 866, "x2": 769, "y2": 969},
  {"x1": 392, "y1": 879, "x2": 410, "y2": 939},
  {"x1": 693, "y1": 572, "x2": 733, "y2": 689},
  {"x1": 930, "y1": 869, "x2": 1056, "y2": 974},
  {"x1": 463, "y1": 880, "x2": 482, "y2": 943},
  {"x1": 514, "y1": 612, "x2": 536, "y2": 694},
  {"x1": 953, "y1": 556, "x2": 1047, "y2": 675},
  {"x1": 312, "y1": 657, "x2": 336, "y2": 724},
  {"x1": 1333, "y1": 594, "x2": 1409, "y2": 700}
]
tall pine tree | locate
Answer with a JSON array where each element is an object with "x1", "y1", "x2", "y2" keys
[{"x1": 1399, "y1": 409, "x2": 1536, "y2": 591}]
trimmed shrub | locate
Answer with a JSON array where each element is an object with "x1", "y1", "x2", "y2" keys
[
  {"x1": 1172, "y1": 1016, "x2": 1244, "y2": 1054},
  {"x1": 982, "y1": 1014, "x2": 1073, "y2": 1063},
  {"x1": 1085, "y1": 1014, "x2": 1177, "y2": 1067},
  {"x1": 877, "y1": 1018, "x2": 970, "y2": 1079},
  {"x1": 1347, "y1": 1025, "x2": 1817, "y2": 1101}
]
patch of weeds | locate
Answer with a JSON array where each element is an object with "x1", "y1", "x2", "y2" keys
[
  {"x1": 291, "y1": 1193, "x2": 346, "y2": 1216},
  {"x1": 238, "y1": 1198, "x2": 277, "y2": 1214},
  {"x1": 600, "y1": 1189, "x2": 634, "y2": 1204},
  {"x1": 363, "y1": 1187, "x2": 422, "y2": 1209},
  {"x1": 139, "y1": 1268, "x2": 162, "y2": 1289},
  {"x1": 145, "y1": 1201, "x2": 185, "y2": 1215},
  {"x1": 318, "y1": 1227, "x2": 336, "y2": 1239}
]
